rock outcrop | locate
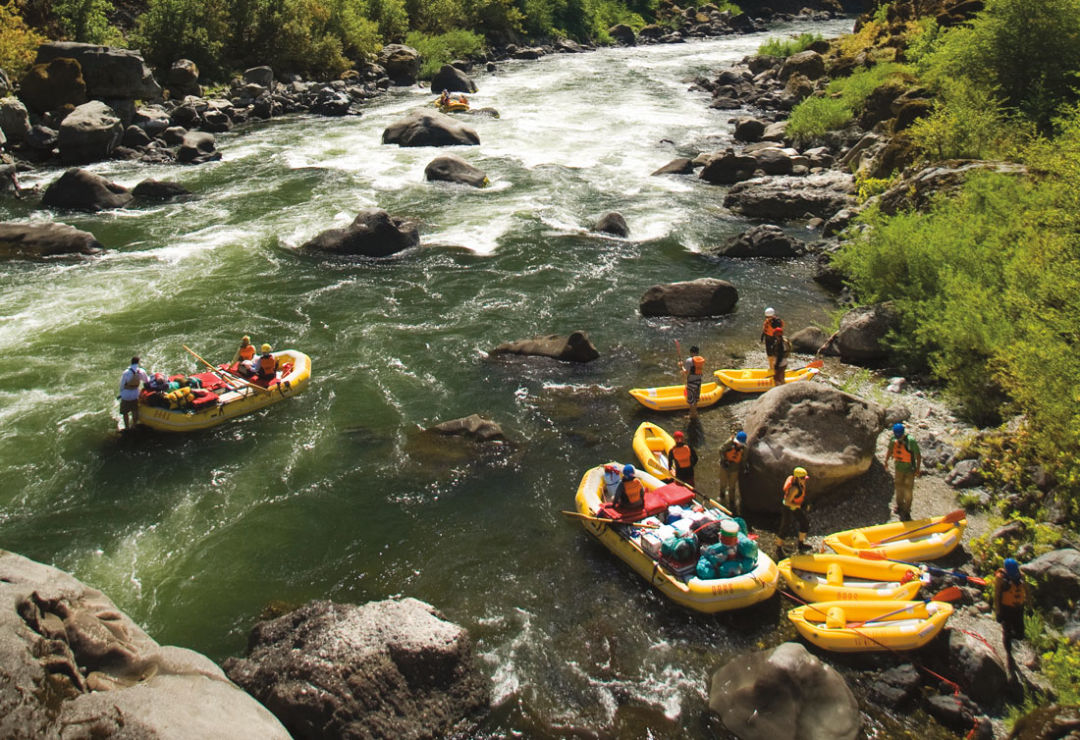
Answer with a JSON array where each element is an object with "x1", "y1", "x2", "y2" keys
[
  {"x1": 382, "y1": 109, "x2": 480, "y2": 147},
  {"x1": 723, "y1": 171, "x2": 856, "y2": 220},
  {"x1": 424, "y1": 154, "x2": 488, "y2": 187},
  {"x1": 0, "y1": 221, "x2": 103, "y2": 259},
  {"x1": 19, "y1": 57, "x2": 87, "y2": 114},
  {"x1": 42, "y1": 168, "x2": 133, "y2": 211},
  {"x1": 35, "y1": 42, "x2": 162, "y2": 102},
  {"x1": 430, "y1": 64, "x2": 477, "y2": 94},
  {"x1": 300, "y1": 208, "x2": 419, "y2": 258},
  {"x1": 58, "y1": 101, "x2": 123, "y2": 164},
  {"x1": 377, "y1": 44, "x2": 420, "y2": 86},
  {"x1": 490, "y1": 331, "x2": 600, "y2": 363},
  {"x1": 824, "y1": 302, "x2": 899, "y2": 365},
  {"x1": 639, "y1": 278, "x2": 738, "y2": 317},
  {"x1": 594, "y1": 211, "x2": 629, "y2": 237},
  {"x1": 715, "y1": 224, "x2": 804, "y2": 258}
]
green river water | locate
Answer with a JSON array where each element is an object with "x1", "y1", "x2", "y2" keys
[{"x1": 0, "y1": 18, "x2": 946, "y2": 737}]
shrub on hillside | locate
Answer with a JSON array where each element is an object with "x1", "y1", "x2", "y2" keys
[
  {"x1": 757, "y1": 32, "x2": 822, "y2": 58},
  {"x1": 787, "y1": 96, "x2": 851, "y2": 143},
  {"x1": 135, "y1": 0, "x2": 229, "y2": 74},
  {"x1": 908, "y1": 78, "x2": 1031, "y2": 161},
  {"x1": 0, "y1": 3, "x2": 47, "y2": 77},
  {"x1": 787, "y1": 63, "x2": 913, "y2": 143},
  {"x1": 52, "y1": 0, "x2": 121, "y2": 44},
  {"x1": 406, "y1": 29, "x2": 484, "y2": 78}
]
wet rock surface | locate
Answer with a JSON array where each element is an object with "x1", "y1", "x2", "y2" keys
[
  {"x1": 639, "y1": 278, "x2": 739, "y2": 317},
  {"x1": 300, "y1": 208, "x2": 419, "y2": 258},
  {"x1": 0, "y1": 221, "x2": 104, "y2": 258},
  {"x1": 491, "y1": 331, "x2": 600, "y2": 363}
]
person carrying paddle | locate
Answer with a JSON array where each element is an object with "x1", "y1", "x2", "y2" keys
[
  {"x1": 717, "y1": 430, "x2": 747, "y2": 514},
  {"x1": 777, "y1": 466, "x2": 810, "y2": 554},
  {"x1": 613, "y1": 464, "x2": 646, "y2": 514},
  {"x1": 117, "y1": 356, "x2": 150, "y2": 430},
  {"x1": 761, "y1": 308, "x2": 785, "y2": 373},
  {"x1": 668, "y1": 431, "x2": 698, "y2": 486},
  {"x1": 884, "y1": 422, "x2": 921, "y2": 521},
  {"x1": 680, "y1": 345, "x2": 705, "y2": 419},
  {"x1": 994, "y1": 557, "x2": 1028, "y2": 673}
]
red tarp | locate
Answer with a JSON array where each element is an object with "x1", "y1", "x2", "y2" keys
[{"x1": 598, "y1": 483, "x2": 696, "y2": 522}]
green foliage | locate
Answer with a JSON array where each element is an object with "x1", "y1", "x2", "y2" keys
[
  {"x1": 461, "y1": 0, "x2": 523, "y2": 37},
  {"x1": 405, "y1": 28, "x2": 484, "y2": 78},
  {"x1": 53, "y1": 0, "x2": 120, "y2": 44},
  {"x1": 369, "y1": 0, "x2": 409, "y2": 41},
  {"x1": 970, "y1": 514, "x2": 1062, "y2": 572},
  {"x1": 907, "y1": 78, "x2": 1031, "y2": 161},
  {"x1": 757, "y1": 32, "x2": 822, "y2": 59},
  {"x1": 134, "y1": 0, "x2": 229, "y2": 74},
  {"x1": 854, "y1": 173, "x2": 895, "y2": 203},
  {"x1": 825, "y1": 61, "x2": 913, "y2": 110},
  {"x1": 787, "y1": 96, "x2": 852, "y2": 142},
  {"x1": 0, "y1": 2, "x2": 46, "y2": 77}
]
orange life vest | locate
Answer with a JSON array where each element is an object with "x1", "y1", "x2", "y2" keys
[
  {"x1": 688, "y1": 355, "x2": 705, "y2": 375},
  {"x1": 258, "y1": 355, "x2": 277, "y2": 376},
  {"x1": 783, "y1": 476, "x2": 806, "y2": 508},
  {"x1": 762, "y1": 317, "x2": 785, "y2": 337},
  {"x1": 891, "y1": 438, "x2": 913, "y2": 465},
  {"x1": 621, "y1": 477, "x2": 644, "y2": 505},
  {"x1": 671, "y1": 443, "x2": 693, "y2": 468},
  {"x1": 723, "y1": 442, "x2": 744, "y2": 465},
  {"x1": 238, "y1": 344, "x2": 255, "y2": 361},
  {"x1": 997, "y1": 571, "x2": 1026, "y2": 607}
]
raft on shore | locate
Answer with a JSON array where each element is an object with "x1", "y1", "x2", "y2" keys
[
  {"x1": 824, "y1": 513, "x2": 966, "y2": 562},
  {"x1": 777, "y1": 553, "x2": 924, "y2": 603},
  {"x1": 627, "y1": 381, "x2": 725, "y2": 411},
  {"x1": 712, "y1": 359, "x2": 822, "y2": 393},
  {"x1": 787, "y1": 598, "x2": 953, "y2": 652}
]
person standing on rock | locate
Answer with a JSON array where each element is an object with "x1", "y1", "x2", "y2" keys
[
  {"x1": 668, "y1": 430, "x2": 698, "y2": 486},
  {"x1": 717, "y1": 431, "x2": 747, "y2": 513},
  {"x1": 884, "y1": 422, "x2": 921, "y2": 520},
  {"x1": 993, "y1": 557, "x2": 1028, "y2": 674},
  {"x1": 681, "y1": 345, "x2": 705, "y2": 419},
  {"x1": 761, "y1": 308, "x2": 785, "y2": 373},
  {"x1": 118, "y1": 356, "x2": 150, "y2": 430},
  {"x1": 777, "y1": 466, "x2": 810, "y2": 554}
]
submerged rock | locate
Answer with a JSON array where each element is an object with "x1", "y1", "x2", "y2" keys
[
  {"x1": 42, "y1": 167, "x2": 132, "y2": 211},
  {"x1": 424, "y1": 154, "x2": 488, "y2": 187},
  {"x1": 639, "y1": 278, "x2": 738, "y2": 317},
  {"x1": 382, "y1": 109, "x2": 480, "y2": 147},
  {"x1": 428, "y1": 414, "x2": 506, "y2": 441},
  {"x1": 715, "y1": 224, "x2": 804, "y2": 258},
  {"x1": 0, "y1": 221, "x2": 103, "y2": 259},
  {"x1": 490, "y1": 331, "x2": 600, "y2": 363},
  {"x1": 132, "y1": 179, "x2": 192, "y2": 201},
  {"x1": 300, "y1": 208, "x2": 419, "y2": 258},
  {"x1": 593, "y1": 211, "x2": 629, "y2": 237}
]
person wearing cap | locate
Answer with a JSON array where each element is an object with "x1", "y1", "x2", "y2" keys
[
  {"x1": 680, "y1": 345, "x2": 705, "y2": 419},
  {"x1": 232, "y1": 335, "x2": 256, "y2": 367},
  {"x1": 602, "y1": 463, "x2": 622, "y2": 502},
  {"x1": 761, "y1": 308, "x2": 785, "y2": 373},
  {"x1": 717, "y1": 430, "x2": 748, "y2": 513},
  {"x1": 993, "y1": 557, "x2": 1028, "y2": 672},
  {"x1": 667, "y1": 430, "x2": 698, "y2": 486},
  {"x1": 118, "y1": 356, "x2": 150, "y2": 430},
  {"x1": 884, "y1": 422, "x2": 921, "y2": 520},
  {"x1": 614, "y1": 464, "x2": 646, "y2": 513},
  {"x1": 777, "y1": 466, "x2": 810, "y2": 554},
  {"x1": 254, "y1": 343, "x2": 277, "y2": 383}
]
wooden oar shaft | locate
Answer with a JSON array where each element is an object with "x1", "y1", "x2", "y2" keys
[
  {"x1": 182, "y1": 344, "x2": 270, "y2": 395},
  {"x1": 857, "y1": 551, "x2": 987, "y2": 585},
  {"x1": 872, "y1": 510, "x2": 965, "y2": 546},
  {"x1": 561, "y1": 511, "x2": 658, "y2": 529},
  {"x1": 847, "y1": 588, "x2": 960, "y2": 627},
  {"x1": 669, "y1": 476, "x2": 733, "y2": 516}
]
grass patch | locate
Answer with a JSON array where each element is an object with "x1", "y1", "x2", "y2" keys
[
  {"x1": 787, "y1": 62, "x2": 914, "y2": 143},
  {"x1": 757, "y1": 32, "x2": 823, "y2": 58},
  {"x1": 787, "y1": 96, "x2": 853, "y2": 142},
  {"x1": 405, "y1": 29, "x2": 486, "y2": 79}
]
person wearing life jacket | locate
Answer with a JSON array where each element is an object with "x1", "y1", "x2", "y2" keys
[
  {"x1": 254, "y1": 343, "x2": 277, "y2": 384},
  {"x1": 602, "y1": 463, "x2": 622, "y2": 502},
  {"x1": 117, "y1": 355, "x2": 150, "y2": 430},
  {"x1": 717, "y1": 430, "x2": 748, "y2": 513},
  {"x1": 680, "y1": 345, "x2": 706, "y2": 419},
  {"x1": 993, "y1": 557, "x2": 1028, "y2": 672},
  {"x1": 777, "y1": 466, "x2": 810, "y2": 554},
  {"x1": 614, "y1": 464, "x2": 645, "y2": 513},
  {"x1": 667, "y1": 430, "x2": 698, "y2": 486},
  {"x1": 761, "y1": 307, "x2": 786, "y2": 373},
  {"x1": 232, "y1": 335, "x2": 256, "y2": 367},
  {"x1": 883, "y1": 422, "x2": 922, "y2": 521}
]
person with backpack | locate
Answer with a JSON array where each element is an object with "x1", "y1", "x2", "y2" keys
[
  {"x1": 777, "y1": 466, "x2": 810, "y2": 554},
  {"x1": 761, "y1": 308, "x2": 785, "y2": 373},
  {"x1": 884, "y1": 422, "x2": 922, "y2": 520},
  {"x1": 679, "y1": 346, "x2": 705, "y2": 419},
  {"x1": 717, "y1": 431, "x2": 748, "y2": 513},
  {"x1": 117, "y1": 356, "x2": 150, "y2": 430},
  {"x1": 668, "y1": 430, "x2": 698, "y2": 486}
]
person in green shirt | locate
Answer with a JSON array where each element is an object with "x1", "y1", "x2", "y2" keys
[{"x1": 884, "y1": 422, "x2": 921, "y2": 520}]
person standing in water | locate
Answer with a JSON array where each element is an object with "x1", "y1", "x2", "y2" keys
[
  {"x1": 118, "y1": 356, "x2": 149, "y2": 430},
  {"x1": 680, "y1": 345, "x2": 705, "y2": 420}
]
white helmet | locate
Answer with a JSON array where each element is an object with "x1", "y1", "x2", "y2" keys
[{"x1": 765, "y1": 307, "x2": 776, "y2": 317}]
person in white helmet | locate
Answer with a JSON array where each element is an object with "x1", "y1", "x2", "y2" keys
[{"x1": 761, "y1": 307, "x2": 786, "y2": 373}]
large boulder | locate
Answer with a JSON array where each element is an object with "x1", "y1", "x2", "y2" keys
[
  {"x1": 377, "y1": 44, "x2": 420, "y2": 86},
  {"x1": 0, "y1": 221, "x2": 103, "y2": 259},
  {"x1": 733, "y1": 117, "x2": 767, "y2": 143},
  {"x1": 826, "y1": 302, "x2": 899, "y2": 365},
  {"x1": 176, "y1": 131, "x2": 220, "y2": 164},
  {"x1": 490, "y1": 331, "x2": 600, "y2": 363},
  {"x1": 698, "y1": 149, "x2": 758, "y2": 184},
  {"x1": 223, "y1": 598, "x2": 490, "y2": 739},
  {"x1": 35, "y1": 43, "x2": 161, "y2": 101},
  {"x1": 424, "y1": 154, "x2": 488, "y2": 187},
  {"x1": 0, "y1": 550, "x2": 290, "y2": 739},
  {"x1": 0, "y1": 96, "x2": 30, "y2": 143},
  {"x1": 594, "y1": 211, "x2": 629, "y2": 237},
  {"x1": 18, "y1": 57, "x2": 87, "y2": 114},
  {"x1": 608, "y1": 24, "x2": 636, "y2": 44},
  {"x1": 166, "y1": 59, "x2": 200, "y2": 98},
  {"x1": 57, "y1": 100, "x2": 123, "y2": 164},
  {"x1": 41, "y1": 168, "x2": 133, "y2": 211},
  {"x1": 639, "y1": 278, "x2": 738, "y2": 317},
  {"x1": 715, "y1": 224, "x2": 804, "y2": 258},
  {"x1": 382, "y1": 109, "x2": 479, "y2": 147},
  {"x1": 651, "y1": 157, "x2": 695, "y2": 176},
  {"x1": 790, "y1": 326, "x2": 829, "y2": 354},
  {"x1": 709, "y1": 641, "x2": 859, "y2": 740},
  {"x1": 243, "y1": 66, "x2": 274, "y2": 87},
  {"x1": 300, "y1": 208, "x2": 419, "y2": 258},
  {"x1": 931, "y1": 613, "x2": 1009, "y2": 707},
  {"x1": 430, "y1": 64, "x2": 477, "y2": 94},
  {"x1": 779, "y1": 50, "x2": 826, "y2": 81},
  {"x1": 1022, "y1": 549, "x2": 1080, "y2": 608},
  {"x1": 724, "y1": 171, "x2": 856, "y2": 221},
  {"x1": 742, "y1": 382, "x2": 886, "y2": 512}
]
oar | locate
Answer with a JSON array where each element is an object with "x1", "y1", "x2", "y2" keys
[
  {"x1": 561, "y1": 511, "x2": 659, "y2": 529},
  {"x1": 847, "y1": 586, "x2": 963, "y2": 628},
  {"x1": 182, "y1": 344, "x2": 271, "y2": 395},
  {"x1": 872, "y1": 509, "x2": 967, "y2": 546},
  {"x1": 856, "y1": 550, "x2": 987, "y2": 586},
  {"x1": 674, "y1": 339, "x2": 683, "y2": 380},
  {"x1": 805, "y1": 359, "x2": 824, "y2": 369}
]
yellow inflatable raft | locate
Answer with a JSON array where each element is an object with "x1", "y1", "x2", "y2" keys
[
  {"x1": 777, "y1": 553, "x2": 924, "y2": 603},
  {"x1": 824, "y1": 513, "x2": 966, "y2": 562},
  {"x1": 573, "y1": 465, "x2": 778, "y2": 613},
  {"x1": 628, "y1": 381, "x2": 726, "y2": 411},
  {"x1": 138, "y1": 350, "x2": 311, "y2": 432},
  {"x1": 787, "y1": 598, "x2": 954, "y2": 652},
  {"x1": 631, "y1": 421, "x2": 675, "y2": 480},
  {"x1": 713, "y1": 360, "x2": 822, "y2": 393}
]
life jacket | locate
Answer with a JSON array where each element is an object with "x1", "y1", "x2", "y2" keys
[
  {"x1": 688, "y1": 355, "x2": 705, "y2": 375},
  {"x1": 891, "y1": 437, "x2": 913, "y2": 464},
  {"x1": 164, "y1": 386, "x2": 194, "y2": 409},
  {"x1": 238, "y1": 344, "x2": 255, "y2": 361},
  {"x1": 996, "y1": 571, "x2": 1026, "y2": 607},
  {"x1": 762, "y1": 317, "x2": 785, "y2": 337},
  {"x1": 123, "y1": 368, "x2": 141, "y2": 389},
  {"x1": 783, "y1": 476, "x2": 806, "y2": 508},
  {"x1": 257, "y1": 354, "x2": 277, "y2": 376},
  {"x1": 723, "y1": 442, "x2": 744, "y2": 465},
  {"x1": 621, "y1": 478, "x2": 644, "y2": 506},
  {"x1": 671, "y1": 443, "x2": 693, "y2": 469}
]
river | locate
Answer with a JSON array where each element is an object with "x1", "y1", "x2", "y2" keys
[{"x1": 0, "y1": 18, "x2": 908, "y2": 737}]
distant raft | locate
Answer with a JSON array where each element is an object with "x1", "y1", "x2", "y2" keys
[
  {"x1": 628, "y1": 381, "x2": 726, "y2": 412},
  {"x1": 787, "y1": 599, "x2": 953, "y2": 652},
  {"x1": 712, "y1": 359, "x2": 823, "y2": 393},
  {"x1": 777, "y1": 553, "x2": 924, "y2": 603},
  {"x1": 824, "y1": 513, "x2": 966, "y2": 562},
  {"x1": 631, "y1": 421, "x2": 675, "y2": 480}
]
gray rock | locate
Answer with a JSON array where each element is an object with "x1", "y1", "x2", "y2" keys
[
  {"x1": 875, "y1": 161, "x2": 1027, "y2": 216},
  {"x1": 709, "y1": 642, "x2": 859, "y2": 740},
  {"x1": 377, "y1": 44, "x2": 420, "y2": 85},
  {"x1": 942, "y1": 614, "x2": 1008, "y2": 706},
  {"x1": 608, "y1": 24, "x2": 636, "y2": 44},
  {"x1": 1022, "y1": 549, "x2": 1080, "y2": 607},
  {"x1": 490, "y1": 331, "x2": 599, "y2": 363},
  {"x1": 639, "y1": 278, "x2": 738, "y2": 317},
  {"x1": 790, "y1": 326, "x2": 829, "y2": 353},
  {"x1": 779, "y1": 50, "x2": 826, "y2": 81},
  {"x1": 167, "y1": 59, "x2": 200, "y2": 98},
  {"x1": 177, "y1": 131, "x2": 219, "y2": 164},
  {"x1": 26, "y1": 124, "x2": 58, "y2": 151},
  {"x1": 651, "y1": 157, "x2": 695, "y2": 176},
  {"x1": 827, "y1": 302, "x2": 898, "y2": 365},
  {"x1": 716, "y1": 224, "x2": 803, "y2": 258},
  {"x1": 431, "y1": 64, "x2": 477, "y2": 94},
  {"x1": 762, "y1": 120, "x2": 789, "y2": 141},
  {"x1": 132, "y1": 179, "x2": 192, "y2": 201},
  {"x1": 0, "y1": 221, "x2": 103, "y2": 259},
  {"x1": 594, "y1": 211, "x2": 629, "y2": 237},
  {"x1": 300, "y1": 208, "x2": 419, "y2": 258},
  {"x1": 382, "y1": 109, "x2": 479, "y2": 147},
  {"x1": 752, "y1": 146, "x2": 797, "y2": 175},
  {"x1": 424, "y1": 154, "x2": 488, "y2": 188},
  {"x1": 0, "y1": 97, "x2": 30, "y2": 143},
  {"x1": 698, "y1": 148, "x2": 757, "y2": 184},
  {"x1": 161, "y1": 125, "x2": 186, "y2": 146},
  {"x1": 312, "y1": 90, "x2": 350, "y2": 116},
  {"x1": 58, "y1": 101, "x2": 123, "y2": 164},
  {"x1": 243, "y1": 66, "x2": 274, "y2": 87},
  {"x1": 946, "y1": 459, "x2": 983, "y2": 488},
  {"x1": 868, "y1": 664, "x2": 920, "y2": 708},
  {"x1": 223, "y1": 598, "x2": 490, "y2": 739},
  {"x1": 121, "y1": 124, "x2": 151, "y2": 148},
  {"x1": 429, "y1": 414, "x2": 506, "y2": 441},
  {"x1": 733, "y1": 117, "x2": 766, "y2": 142},
  {"x1": 742, "y1": 382, "x2": 885, "y2": 512},
  {"x1": 36, "y1": 43, "x2": 162, "y2": 101},
  {"x1": 42, "y1": 168, "x2": 132, "y2": 211},
  {"x1": 822, "y1": 207, "x2": 857, "y2": 237},
  {"x1": 18, "y1": 57, "x2": 87, "y2": 114},
  {"x1": 724, "y1": 171, "x2": 856, "y2": 221}
]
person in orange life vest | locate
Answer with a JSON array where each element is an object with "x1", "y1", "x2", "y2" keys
[
  {"x1": 717, "y1": 430, "x2": 748, "y2": 513},
  {"x1": 993, "y1": 557, "x2": 1028, "y2": 673},
  {"x1": 777, "y1": 466, "x2": 810, "y2": 554},
  {"x1": 117, "y1": 356, "x2": 150, "y2": 430},
  {"x1": 761, "y1": 307, "x2": 785, "y2": 372},
  {"x1": 667, "y1": 430, "x2": 698, "y2": 486},
  {"x1": 613, "y1": 464, "x2": 646, "y2": 513},
  {"x1": 232, "y1": 335, "x2": 256, "y2": 367},
  {"x1": 883, "y1": 422, "x2": 921, "y2": 521},
  {"x1": 254, "y1": 343, "x2": 277, "y2": 383},
  {"x1": 680, "y1": 345, "x2": 705, "y2": 419}
]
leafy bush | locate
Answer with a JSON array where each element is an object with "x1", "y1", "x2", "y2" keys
[
  {"x1": 854, "y1": 173, "x2": 895, "y2": 203},
  {"x1": 52, "y1": 0, "x2": 120, "y2": 44},
  {"x1": 0, "y1": 2, "x2": 47, "y2": 77},
  {"x1": 134, "y1": 0, "x2": 229, "y2": 74},
  {"x1": 787, "y1": 96, "x2": 852, "y2": 142},
  {"x1": 826, "y1": 61, "x2": 913, "y2": 110},
  {"x1": 757, "y1": 32, "x2": 822, "y2": 58},
  {"x1": 369, "y1": 0, "x2": 409, "y2": 41},
  {"x1": 907, "y1": 78, "x2": 1031, "y2": 161},
  {"x1": 405, "y1": 29, "x2": 485, "y2": 78}
]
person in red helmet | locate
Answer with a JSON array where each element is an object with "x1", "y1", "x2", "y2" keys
[{"x1": 668, "y1": 430, "x2": 698, "y2": 486}]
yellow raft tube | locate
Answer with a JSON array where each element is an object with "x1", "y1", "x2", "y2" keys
[
  {"x1": 713, "y1": 360, "x2": 822, "y2": 393},
  {"x1": 824, "y1": 513, "x2": 966, "y2": 562},
  {"x1": 573, "y1": 465, "x2": 778, "y2": 613},
  {"x1": 631, "y1": 421, "x2": 675, "y2": 480},
  {"x1": 777, "y1": 553, "x2": 923, "y2": 603},
  {"x1": 787, "y1": 598, "x2": 953, "y2": 652},
  {"x1": 628, "y1": 381, "x2": 726, "y2": 411},
  {"x1": 138, "y1": 350, "x2": 311, "y2": 432}
]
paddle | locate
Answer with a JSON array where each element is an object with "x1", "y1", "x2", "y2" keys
[
  {"x1": 857, "y1": 550, "x2": 988, "y2": 586},
  {"x1": 872, "y1": 509, "x2": 967, "y2": 546},
  {"x1": 806, "y1": 358, "x2": 824, "y2": 369},
  {"x1": 182, "y1": 344, "x2": 271, "y2": 395},
  {"x1": 847, "y1": 586, "x2": 963, "y2": 628},
  {"x1": 561, "y1": 511, "x2": 659, "y2": 529},
  {"x1": 674, "y1": 339, "x2": 683, "y2": 380}
]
